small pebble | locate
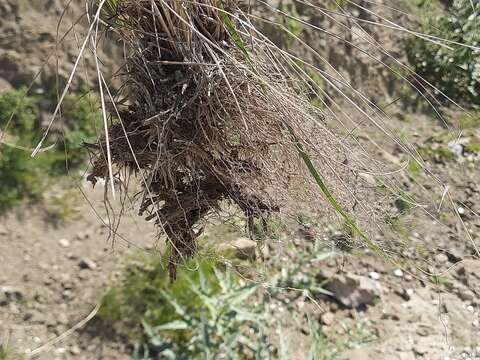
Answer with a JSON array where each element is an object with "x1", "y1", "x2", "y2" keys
[
  {"x1": 66, "y1": 252, "x2": 78, "y2": 260},
  {"x1": 0, "y1": 225, "x2": 8, "y2": 235},
  {"x1": 321, "y1": 312, "x2": 335, "y2": 326},
  {"x1": 393, "y1": 269, "x2": 404, "y2": 278},
  {"x1": 79, "y1": 258, "x2": 97, "y2": 270},
  {"x1": 369, "y1": 271, "x2": 381, "y2": 280},
  {"x1": 70, "y1": 345, "x2": 81, "y2": 355},
  {"x1": 57, "y1": 313, "x2": 69, "y2": 325},
  {"x1": 76, "y1": 230, "x2": 92, "y2": 241},
  {"x1": 58, "y1": 238, "x2": 71, "y2": 248},
  {"x1": 435, "y1": 253, "x2": 449, "y2": 264}
]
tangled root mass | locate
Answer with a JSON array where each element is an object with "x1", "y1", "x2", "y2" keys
[{"x1": 87, "y1": 0, "x2": 347, "y2": 279}]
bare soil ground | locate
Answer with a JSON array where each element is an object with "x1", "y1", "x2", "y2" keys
[{"x1": 0, "y1": 182, "x2": 157, "y2": 359}]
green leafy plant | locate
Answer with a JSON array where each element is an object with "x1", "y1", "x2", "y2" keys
[
  {"x1": 283, "y1": 3, "x2": 303, "y2": 40},
  {"x1": 457, "y1": 110, "x2": 480, "y2": 129},
  {"x1": 406, "y1": 157, "x2": 422, "y2": 179},
  {"x1": 100, "y1": 226, "x2": 347, "y2": 360},
  {"x1": 267, "y1": 241, "x2": 334, "y2": 302},
  {"x1": 404, "y1": 0, "x2": 480, "y2": 106},
  {"x1": 0, "y1": 143, "x2": 50, "y2": 212},
  {"x1": 103, "y1": 0, "x2": 120, "y2": 16},
  {"x1": 308, "y1": 315, "x2": 333, "y2": 360},
  {"x1": 465, "y1": 142, "x2": 480, "y2": 154},
  {"x1": 252, "y1": 215, "x2": 285, "y2": 241},
  {"x1": 0, "y1": 88, "x2": 100, "y2": 213},
  {"x1": 56, "y1": 92, "x2": 101, "y2": 170},
  {"x1": 100, "y1": 255, "x2": 271, "y2": 359},
  {"x1": 418, "y1": 143, "x2": 455, "y2": 162},
  {"x1": 0, "y1": 88, "x2": 39, "y2": 141},
  {"x1": 44, "y1": 188, "x2": 81, "y2": 225}
]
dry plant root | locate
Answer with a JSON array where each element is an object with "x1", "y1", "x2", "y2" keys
[{"x1": 87, "y1": 0, "x2": 348, "y2": 279}]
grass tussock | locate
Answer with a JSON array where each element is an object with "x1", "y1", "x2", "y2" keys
[{"x1": 87, "y1": 0, "x2": 355, "y2": 279}]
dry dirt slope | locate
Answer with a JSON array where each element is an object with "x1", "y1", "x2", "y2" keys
[
  {"x1": 0, "y1": 182, "x2": 157, "y2": 359},
  {"x1": 0, "y1": 0, "x2": 119, "y2": 90}
]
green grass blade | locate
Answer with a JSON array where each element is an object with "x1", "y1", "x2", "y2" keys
[
  {"x1": 221, "y1": 13, "x2": 252, "y2": 63},
  {"x1": 282, "y1": 121, "x2": 384, "y2": 256}
]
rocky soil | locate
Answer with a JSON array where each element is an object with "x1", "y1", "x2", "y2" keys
[
  {"x1": 1, "y1": 1, "x2": 480, "y2": 359},
  {"x1": 0, "y1": 183, "x2": 156, "y2": 359},
  {"x1": 0, "y1": 0, "x2": 120, "y2": 91}
]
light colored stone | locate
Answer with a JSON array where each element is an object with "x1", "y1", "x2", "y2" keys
[
  {"x1": 79, "y1": 258, "x2": 97, "y2": 270},
  {"x1": 448, "y1": 141, "x2": 464, "y2": 158},
  {"x1": 57, "y1": 313, "x2": 69, "y2": 325},
  {"x1": 69, "y1": 345, "x2": 81, "y2": 355},
  {"x1": 447, "y1": 248, "x2": 464, "y2": 262},
  {"x1": 77, "y1": 269, "x2": 90, "y2": 280},
  {"x1": 66, "y1": 252, "x2": 78, "y2": 260},
  {"x1": 228, "y1": 237, "x2": 257, "y2": 259},
  {"x1": 359, "y1": 172, "x2": 376, "y2": 186},
  {"x1": 393, "y1": 269, "x2": 404, "y2": 278},
  {"x1": 416, "y1": 324, "x2": 430, "y2": 337},
  {"x1": 435, "y1": 253, "x2": 449, "y2": 264},
  {"x1": 456, "y1": 286, "x2": 474, "y2": 302},
  {"x1": 76, "y1": 230, "x2": 92, "y2": 241},
  {"x1": 321, "y1": 312, "x2": 335, "y2": 326},
  {"x1": 58, "y1": 238, "x2": 71, "y2": 248},
  {"x1": 413, "y1": 343, "x2": 430, "y2": 356}
]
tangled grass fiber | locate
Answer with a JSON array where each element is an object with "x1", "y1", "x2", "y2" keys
[{"x1": 85, "y1": 0, "x2": 360, "y2": 279}]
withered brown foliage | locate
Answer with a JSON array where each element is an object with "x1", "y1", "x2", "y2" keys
[{"x1": 86, "y1": 0, "x2": 350, "y2": 279}]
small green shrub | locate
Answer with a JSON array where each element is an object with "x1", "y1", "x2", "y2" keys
[
  {"x1": 404, "y1": 0, "x2": 480, "y2": 106},
  {"x1": 407, "y1": 157, "x2": 422, "y2": 179},
  {"x1": 457, "y1": 110, "x2": 480, "y2": 129},
  {"x1": 0, "y1": 89, "x2": 49, "y2": 211},
  {"x1": 283, "y1": 3, "x2": 303, "y2": 40},
  {"x1": 0, "y1": 144, "x2": 49, "y2": 212},
  {"x1": 0, "y1": 88, "x2": 100, "y2": 213},
  {"x1": 418, "y1": 143, "x2": 455, "y2": 162},
  {"x1": 100, "y1": 231, "x2": 344, "y2": 359},
  {"x1": 54, "y1": 92, "x2": 101, "y2": 171},
  {"x1": 100, "y1": 255, "x2": 271, "y2": 359},
  {"x1": 465, "y1": 142, "x2": 480, "y2": 153},
  {"x1": 44, "y1": 188, "x2": 81, "y2": 225},
  {"x1": 394, "y1": 190, "x2": 416, "y2": 213},
  {"x1": 0, "y1": 88, "x2": 39, "y2": 141},
  {"x1": 252, "y1": 215, "x2": 285, "y2": 240}
]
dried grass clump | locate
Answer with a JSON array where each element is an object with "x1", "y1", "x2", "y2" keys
[{"x1": 87, "y1": 0, "x2": 351, "y2": 278}]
